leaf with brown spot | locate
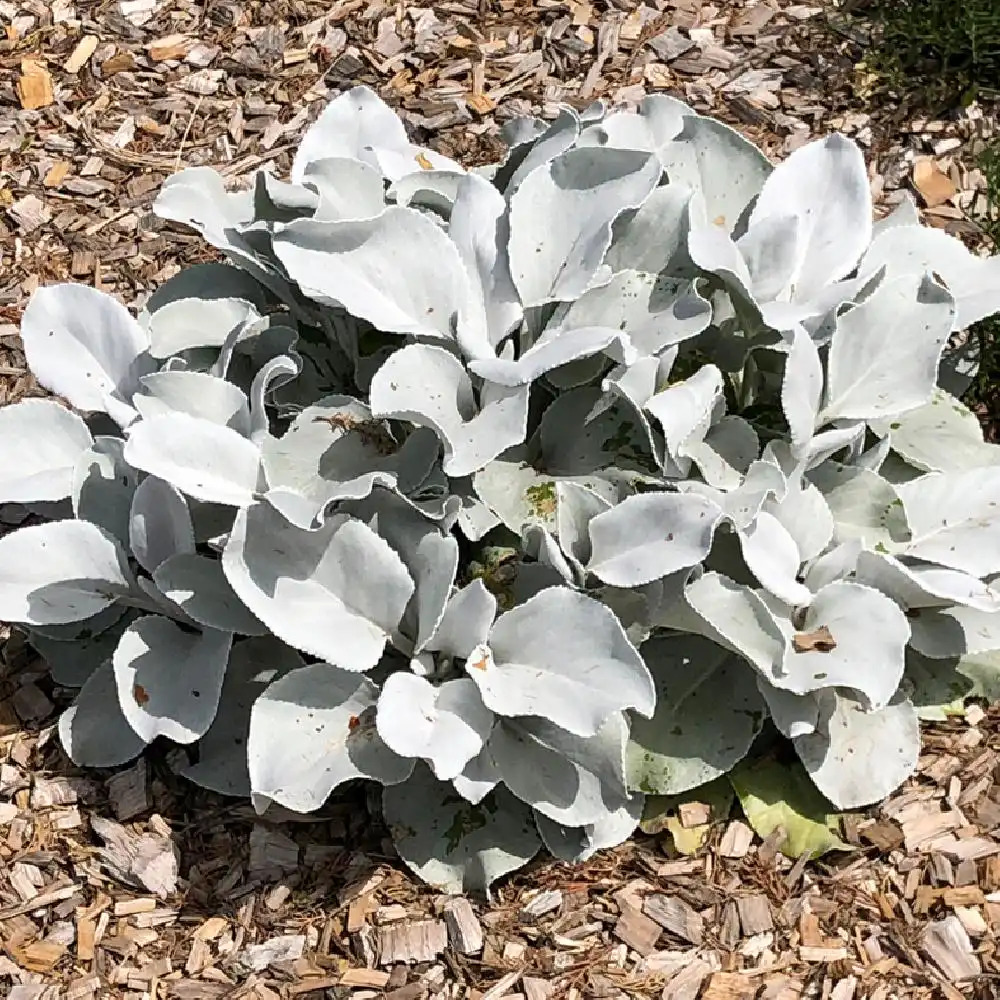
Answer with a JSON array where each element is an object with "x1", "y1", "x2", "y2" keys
[{"x1": 792, "y1": 625, "x2": 837, "y2": 654}]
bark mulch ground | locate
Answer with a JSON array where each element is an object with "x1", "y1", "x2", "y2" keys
[{"x1": 2, "y1": 1, "x2": 1000, "y2": 997}]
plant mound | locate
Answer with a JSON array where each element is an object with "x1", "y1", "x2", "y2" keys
[{"x1": 4, "y1": 87, "x2": 1000, "y2": 893}]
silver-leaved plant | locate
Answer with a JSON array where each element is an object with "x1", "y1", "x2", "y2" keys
[{"x1": 4, "y1": 86, "x2": 1000, "y2": 894}]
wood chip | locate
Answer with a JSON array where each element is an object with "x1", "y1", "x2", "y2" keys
[
  {"x1": 914, "y1": 158, "x2": 958, "y2": 208},
  {"x1": 65, "y1": 36, "x2": 98, "y2": 74},
  {"x1": 642, "y1": 894, "x2": 704, "y2": 945},
  {"x1": 519, "y1": 890, "x2": 562, "y2": 922},
  {"x1": 614, "y1": 902, "x2": 661, "y2": 956},
  {"x1": 719, "y1": 820, "x2": 755, "y2": 858},
  {"x1": 17, "y1": 59, "x2": 54, "y2": 110},
  {"x1": 443, "y1": 897, "x2": 483, "y2": 955},
  {"x1": 736, "y1": 894, "x2": 774, "y2": 936},
  {"x1": 921, "y1": 915, "x2": 981, "y2": 982},
  {"x1": 377, "y1": 919, "x2": 448, "y2": 965}
]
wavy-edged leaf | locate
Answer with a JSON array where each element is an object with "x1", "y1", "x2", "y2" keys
[
  {"x1": 377, "y1": 674, "x2": 494, "y2": 780},
  {"x1": 222, "y1": 502, "x2": 414, "y2": 671},
  {"x1": 894, "y1": 468, "x2": 1000, "y2": 577},
  {"x1": 0, "y1": 520, "x2": 132, "y2": 625},
  {"x1": 370, "y1": 344, "x2": 529, "y2": 478},
  {"x1": 128, "y1": 476, "x2": 195, "y2": 574},
  {"x1": 113, "y1": 615, "x2": 233, "y2": 744},
  {"x1": 71, "y1": 436, "x2": 138, "y2": 545},
  {"x1": 749, "y1": 133, "x2": 871, "y2": 299},
  {"x1": 535, "y1": 794, "x2": 644, "y2": 863},
  {"x1": 821, "y1": 274, "x2": 955, "y2": 422},
  {"x1": 20, "y1": 284, "x2": 153, "y2": 427},
  {"x1": 0, "y1": 399, "x2": 94, "y2": 504},
  {"x1": 794, "y1": 690, "x2": 919, "y2": 810},
  {"x1": 275, "y1": 208, "x2": 476, "y2": 341},
  {"x1": 469, "y1": 587, "x2": 653, "y2": 737},
  {"x1": 152, "y1": 553, "x2": 266, "y2": 635},
  {"x1": 248, "y1": 662, "x2": 413, "y2": 812},
  {"x1": 124, "y1": 412, "x2": 261, "y2": 507},
  {"x1": 508, "y1": 147, "x2": 661, "y2": 306},
  {"x1": 489, "y1": 713, "x2": 631, "y2": 828},
  {"x1": 627, "y1": 635, "x2": 764, "y2": 796},
  {"x1": 781, "y1": 581, "x2": 909, "y2": 708},
  {"x1": 179, "y1": 636, "x2": 304, "y2": 796},
  {"x1": 59, "y1": 661, "x2": 147, "y2": 768},
  {"x1": 587, "y1": 491, "x2": 721, "y2": 588},
  {"x1": 384, "y1": 765, "x2": 540, "y2": 894}
]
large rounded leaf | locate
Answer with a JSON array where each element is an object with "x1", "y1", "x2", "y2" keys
[
  {"x1": 248, "y1": 662, "x2": 413, "y2": 812},
  {"x1": 587, "y1": 491, "x2": 722, "y2": 588},
  {"x1": 113, "y1": 615, "x2": 233, "y2": 745},
  {"x1": 468, "y1": 587, "x2": 653, "y2": 737},
  {"x1": 627, "y1": 635, "x2": 765, "y2": 796},
  {"x1": 179, "y1": 636, "x2": 304, "y2": 796},
  {"x1": 0, "y1": 520, "x2": 132, "y2": 625},
  {"x1": 794, "y1": 691, "x2": 920, "y2": 810},
  {"x1": 0, "y1": 399, "x2": 94, "y2": 503},
  {"x1": 59, "y1": 661, "x2": 147, "y2": 768},
  {"x1": 222, "y1": 503, "x2": 414, "y2": 671},
  {"x1": 383, "y1": 764, "x2": 541, "y2": 895},
  {"x1": 20, "y1": 284, "x2": 153, "y2": 427},
  {"x1": 376, "y1": 674, "x2": 494, "y2": 781},
  {"x1": 128, "y1": 476, "x2": 195, "y2": 574},
  {"x1": 123, "y1": 412, "x2": 261, "y2": 507}
]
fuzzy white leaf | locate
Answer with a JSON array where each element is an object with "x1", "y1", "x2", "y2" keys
[
  {"x1": 627, "y1": 635, "x2": 765, "y2": 795},
  {"x1": 72, "y1": 437, "x2": 139, "y2": 544},
  {"x1": 20, "y1": 284, "x2": 153, "y2": 427},
  {"x1": 894, "y1": 468, "x2": 1000, "y2": 576},
  {"x1": 249, "y1": 663, "x2": 413, "y2": 812},
  {"x1": 749, "y1": 134, "x2": 872, "y2": 300},
  {"x1": 881, "y1": 389, "x2": 1000, "y2": 473},
  {"x1": 821, "y1": 274, "x2": 955, "y2": 422},
  {"x1": 275, "y1": 208, "x2": 475, "y2": 341},
  {"x1": 124, "y1": 412, "x2": 261, "y2": 507},
  {"x1": 222, "y1": 503, "x2": 414, "y2": 671},
  {"x1": 128, "y1": 476, "x2": 195, "y2": 574},
  {"x1": 794, "y1": 690, "x2": 919, "y2": 809},
  {"x1": 134, "y1": 370, "x2": 252, "y2": 434},
  {"x1": 587, "y1": 491, "x2": 721, "y2": 587},
  {"x1": 508, "y1": 147, "x2": 661, "y2": 306},
  {"x1": 860, "y1": 223, "x2": 1000, "y2": 330},
  {"x1": 737, "y1": 511, "x2": 812, "y2": 607},
  {"x1": 0, "y1": 520, "x2": 131, "y2": 625},
  {"x1": 383, "y1": 766, "x2": 540, "y2": 894},
  {"x1": 152, "y1": 553, "x2": 266, "y2": 636},
  {"x1": 0, "y1": 399, "x2": 94, "y2": 504},
  {"x1": 370, "y1": 344, "x2": 529, "y2": 478},
  {"x1": 425, "y1": 580, "x2": 497, "y2": 661},
  {"x1": 291, "y1": 85, "x2": 461, "y2": 184},
  {"x1": 534, "y1": 794, "x2": 644, "y2": 863},
  {"x1": 781, "y1": 581, "x2": 909, "y2": 708},
  {"x1": 489, "y1": 714, "x2": 631, "y2": 828},
  {"x1": 377, "y1": 674, "x2": 494, "y2": 780},
  {"x1": 113, "y1": 615, "x2": 232, "y2": 744},
  {"x1": 179, "y1": 637, "x2": 304, "y2": 797},
  {"x1": 59, "y1": 662, "x2": 147, "y2": 768},
  {"x1": 468, "y1": 587, "x2": 653, "y2": 737}
]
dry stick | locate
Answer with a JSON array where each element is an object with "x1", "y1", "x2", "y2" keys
[{"x1": 174, "y1": 94, "x2": 205, "y2": 173}]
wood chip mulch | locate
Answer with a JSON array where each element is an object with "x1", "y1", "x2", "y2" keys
[{"x1": 2, "y1": 0, "x2": 1000, "y2": 997}]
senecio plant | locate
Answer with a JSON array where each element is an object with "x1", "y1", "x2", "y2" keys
[{"x1": 3, "y1": 87, "x2": 1000, "y2": 892}]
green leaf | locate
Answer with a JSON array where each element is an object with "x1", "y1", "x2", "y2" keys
[
  {"x1": 729, "y1": 755, "x2": 852, "y2": 860},
  {"x1": 639, "y1": 777, "x2": 734, "y2": 855}
]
